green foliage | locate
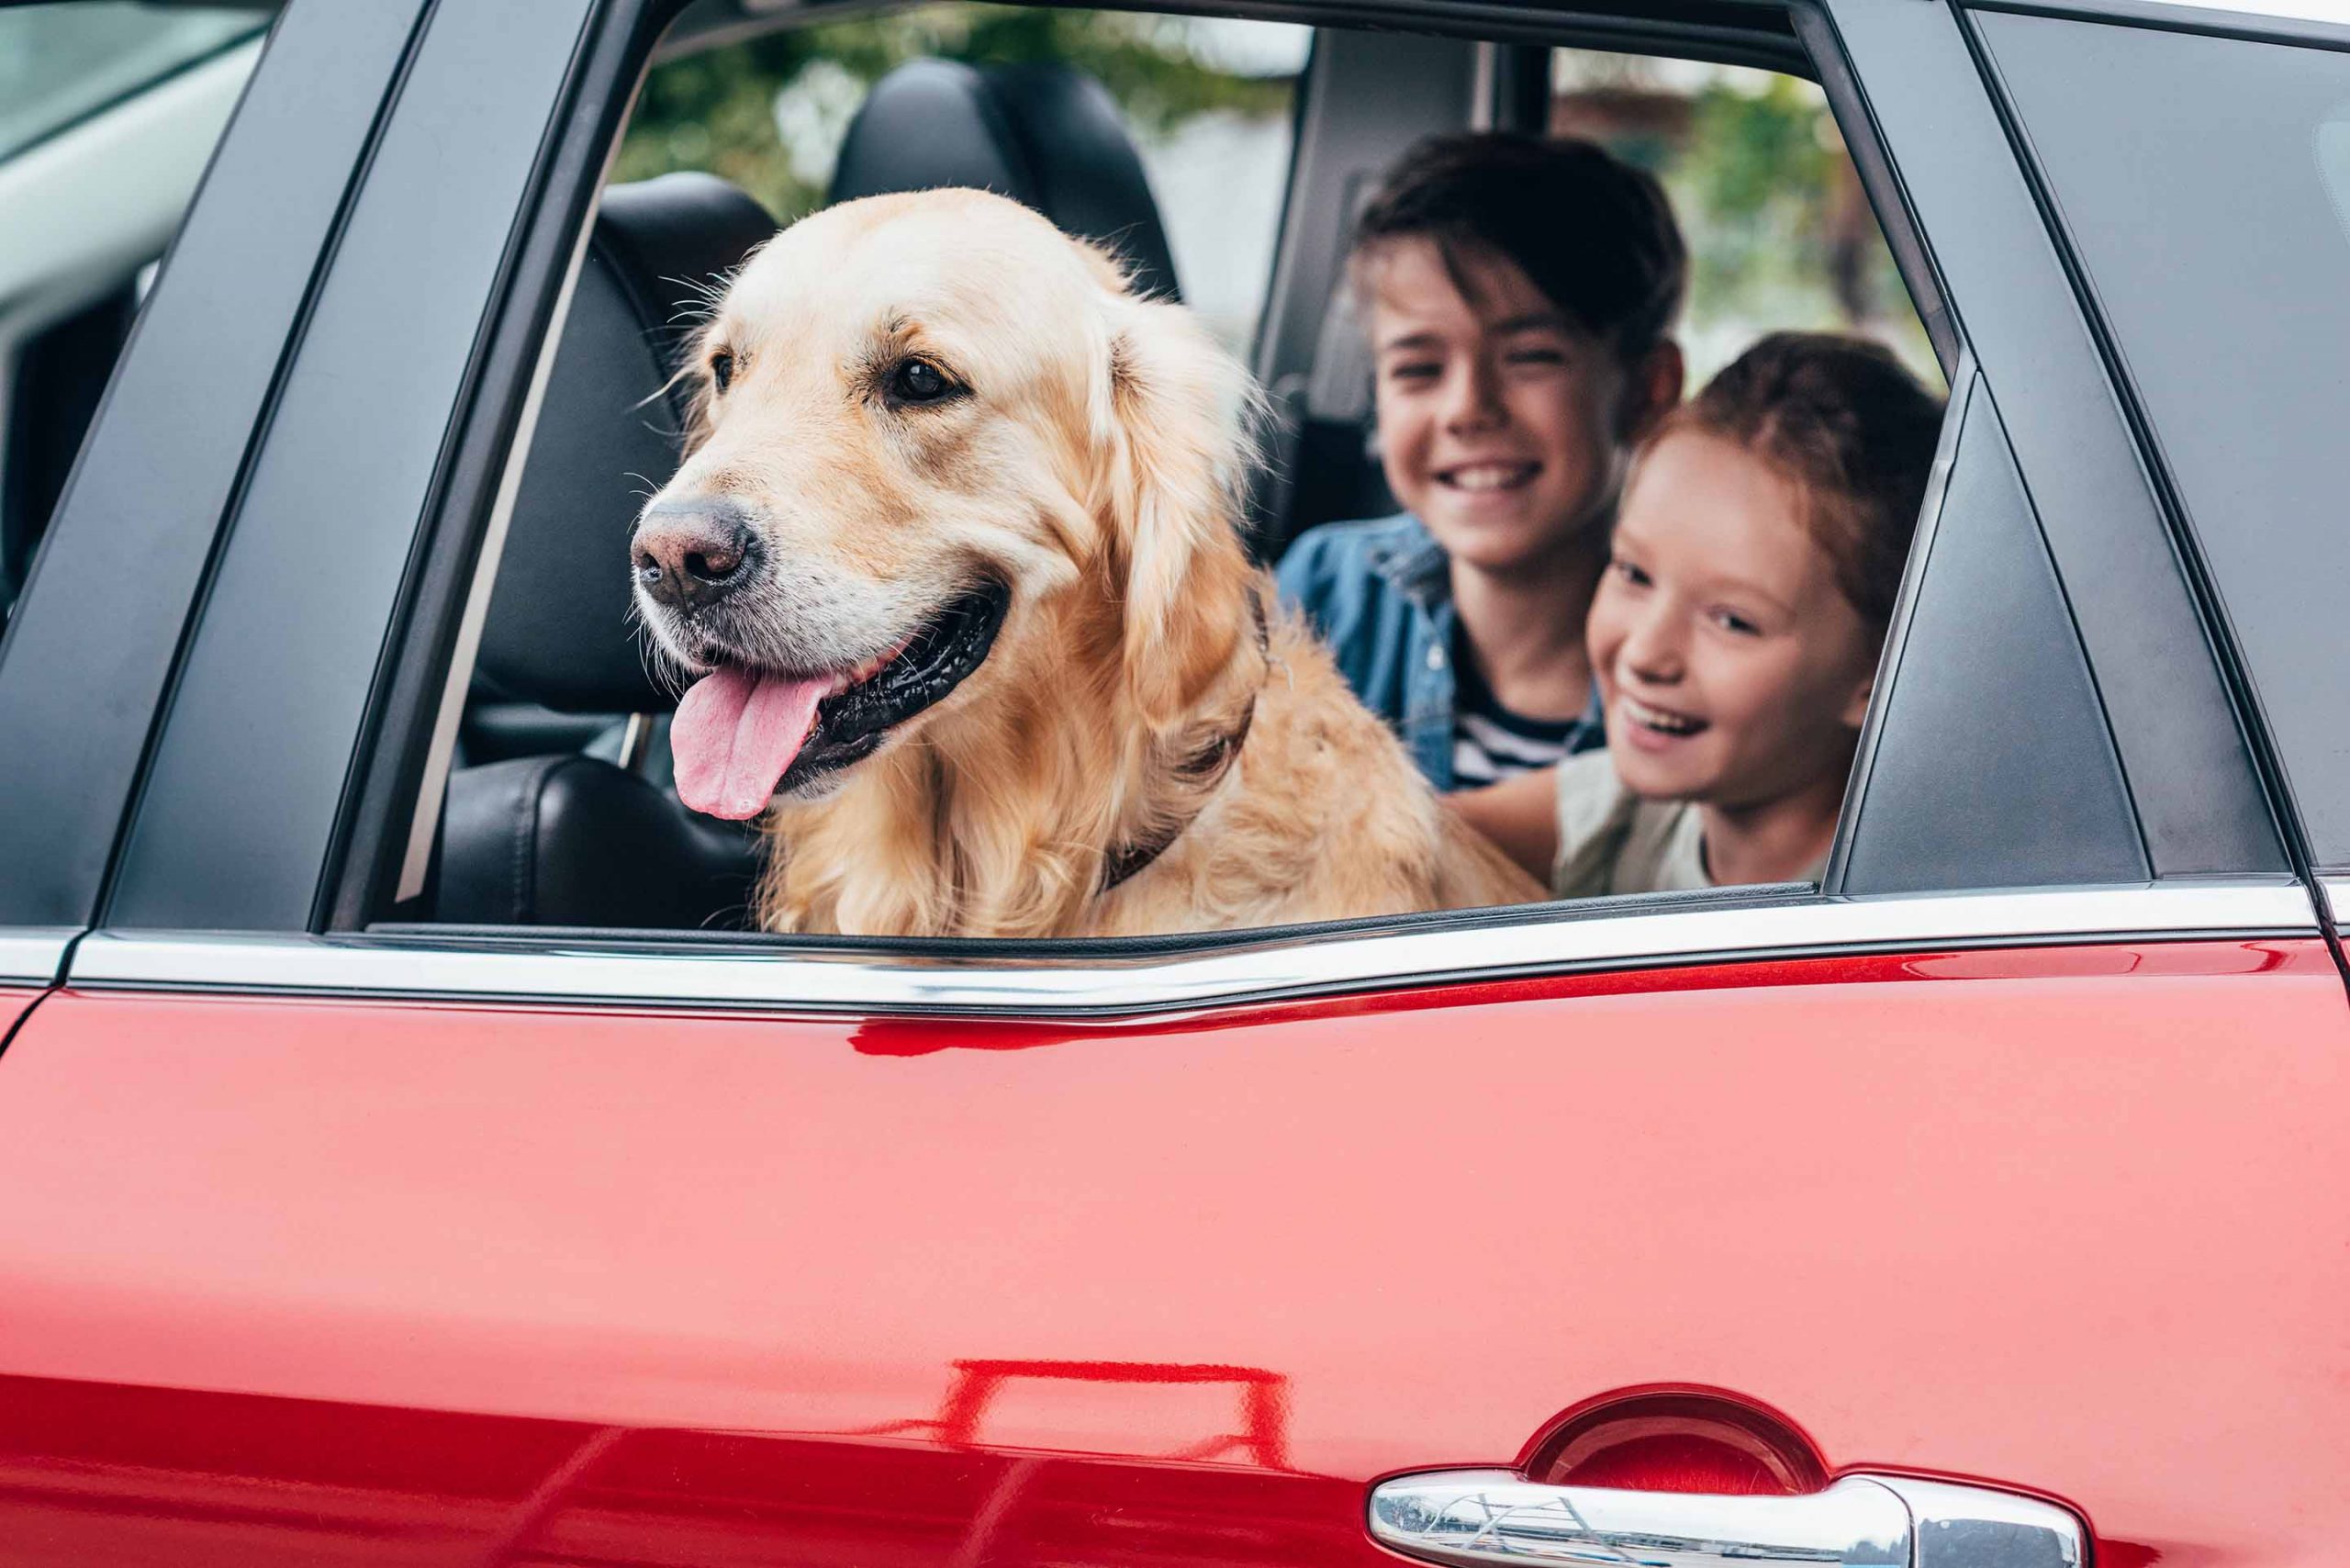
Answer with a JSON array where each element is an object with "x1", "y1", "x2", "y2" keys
[
  {"x1": 1685, "y1": 73, "x2": 1832, "y2": 218},
  {"x1": 1670, "y1": 77, "x2": 1930, "y2": 375},
  {"x1": 615, "y1": 5, "x2": 1289, "y2": 222}
]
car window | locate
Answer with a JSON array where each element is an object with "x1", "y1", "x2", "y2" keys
[
  {"x1": 1547, "y1": 50, "x2": 1936, "y2": 386},
  {"x1": 395, "y1": 6, "x2": 1970, "y2": 939},
  {"x1": 1975, "y1": 12, "x2": 2350, "y2": 868},
  {"x1": 0, "y1": 1, "x2": 271, "y2": 619}
]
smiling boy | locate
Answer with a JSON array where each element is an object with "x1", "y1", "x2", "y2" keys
[{"x1": 1275, "y1": 133, "x2": 1687, "y2": 788}]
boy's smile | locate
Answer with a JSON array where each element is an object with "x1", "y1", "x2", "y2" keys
[{"x1": 1435, "y1": 459, "x2": 1542, "y2": 494}]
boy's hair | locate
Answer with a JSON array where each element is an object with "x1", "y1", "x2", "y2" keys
[
  {"x1": 1656, "y1": 332, "x2": 1943, "y2": 630},
  {"x1": 1350, "y1": 132, "x2": 1688, "y2": 359}
]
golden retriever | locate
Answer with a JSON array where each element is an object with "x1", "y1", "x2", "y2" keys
[{"x1": 629, "y1": 188, "x2": 1541, "y2": 937}]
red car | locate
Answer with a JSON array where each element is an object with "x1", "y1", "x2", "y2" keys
[{"x1": 0, "y1": 0, "x2": 2346, "y2": 1562}]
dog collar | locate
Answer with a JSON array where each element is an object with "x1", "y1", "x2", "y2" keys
[{"x1": 1099, "y1": 588, "x2": 1268, "y2": 896}]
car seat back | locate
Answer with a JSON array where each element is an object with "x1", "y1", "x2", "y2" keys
[
  {"x1": 830, "y1": 58, "x2": 1181, "y2": 302},
  {"x1": 438, "y1": 173, "x2": 776, "y2": 928}
]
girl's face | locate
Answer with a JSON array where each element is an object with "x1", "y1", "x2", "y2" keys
[
  {"x1": 1363, "y1": 238, "x2": 1663, "y2": 576},
  {"x1": 1587, "y1": 431, "x2": 1881, "y2": 808}
]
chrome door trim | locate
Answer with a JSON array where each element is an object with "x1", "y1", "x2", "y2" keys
[
  {"x1": 1367, "y1": 1469, "x2": 2082, "y2": 1568},
  {"x1": 65, "y1": 880, "x2": 2312, "y2": 1017},
  {"x1": 0, "y1": 929, "x2": 75, "y2": 988},
  {"x1": 2319, "y1": 877, "x2": 2350, "y2": 927}
]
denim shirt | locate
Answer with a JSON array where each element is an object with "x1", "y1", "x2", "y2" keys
[{"x1": 1275, "y1": 511, "x2": 1603, "y2": 790}]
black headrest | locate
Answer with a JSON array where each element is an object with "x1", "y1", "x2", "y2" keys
[
  {"x1": 829, "y1": 59, "x2": 1181, "y2": 303},
  {"x1": 477, "y1": 173, "x2": 776, "y2": 714}
]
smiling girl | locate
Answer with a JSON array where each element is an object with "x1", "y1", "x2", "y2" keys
[{"x1": 1453, "y1": 332, "x2": 1943, "y2": 893}]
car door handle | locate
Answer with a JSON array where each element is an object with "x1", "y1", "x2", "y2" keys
[{"x1": 1370, "y1": 1470, "x2": 2082, "y2": 1567}]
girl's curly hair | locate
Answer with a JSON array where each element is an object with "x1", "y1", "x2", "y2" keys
[{"x1": 1653, "y1": 331, "x2": 1944, "y2": 629}]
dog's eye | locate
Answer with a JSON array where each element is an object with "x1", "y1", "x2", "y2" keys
[
  {"x1": 886, "y1": 358, "x2": 955, "y2": 405},
  {"x1": 710, "y1": 350, "x2": 735, "y2": 395}
]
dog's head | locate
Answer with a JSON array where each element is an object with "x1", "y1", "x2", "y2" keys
[{"x1": 632, "y1": 188, "x2": 1259, "y2": 819}]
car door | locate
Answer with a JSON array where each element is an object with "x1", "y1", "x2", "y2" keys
[
  {"x1": 1, "y1": 3, "x2": 2345, "y2": 1567},
  {"x1": 8, "y1": 910, "x2": 2343, "y2": 1565}
]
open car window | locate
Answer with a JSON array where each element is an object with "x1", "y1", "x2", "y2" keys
[{"x1": 404, "y1": 4, "x2": 1964, "y2": 946}]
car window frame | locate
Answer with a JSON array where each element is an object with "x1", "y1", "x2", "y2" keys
[{"x1": 42, "y1": 0, "x2": 2318, "y2": 1008}]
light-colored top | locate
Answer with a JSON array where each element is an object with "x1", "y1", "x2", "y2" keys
[{"x1": 1550, "y1": 750, "x2": 1829, "y2": 898}]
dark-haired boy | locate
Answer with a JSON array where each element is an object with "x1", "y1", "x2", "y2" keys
[{"x1": 1276, "y1": 132, "x2": 1687, "y2": 789}]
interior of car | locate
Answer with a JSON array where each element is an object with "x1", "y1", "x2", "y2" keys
[{"x1": 413, "y1": 1, "x2": 1938, "y2": 934}]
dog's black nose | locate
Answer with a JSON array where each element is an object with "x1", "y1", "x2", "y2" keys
[{"x1": 633, "y1": 500, "x2": 757, "y2": 612}]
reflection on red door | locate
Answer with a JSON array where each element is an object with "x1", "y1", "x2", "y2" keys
[
  {"x1": 0, "y1": 941, "x2": 2342, "y2": 1566},
  {"x1": 862, "y1": 1358, "x2": 1290, "y2": 1468}
]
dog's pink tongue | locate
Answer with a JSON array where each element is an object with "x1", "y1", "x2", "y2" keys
[{"x1": 672, "y1": 666, "x2": 827, "y2": 819}]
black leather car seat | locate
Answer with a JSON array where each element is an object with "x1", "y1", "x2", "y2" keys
[
  {"x1": 830, "y1": 58, "x2": 1182, "y2": 302},
  {"x1": 437, "y1": 173, "x2": 776, "y2": 929}
]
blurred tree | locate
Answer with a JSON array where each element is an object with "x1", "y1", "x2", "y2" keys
[{"x1": 1556, "y1": 56, "x2": 1933, "y2": 377}]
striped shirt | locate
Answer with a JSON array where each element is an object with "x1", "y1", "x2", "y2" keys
[{"x1": 1449, "y1": 633, "x2": 1606, "y2": 786}]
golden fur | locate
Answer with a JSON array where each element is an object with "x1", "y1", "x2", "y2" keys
[{"x1": 637, "y1": 188, "x2": 1542, "y2": 936}]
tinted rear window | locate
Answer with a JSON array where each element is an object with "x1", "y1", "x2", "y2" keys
[{"x1": 1976, "y1": 13, "x2": 2350, "y2": 865}]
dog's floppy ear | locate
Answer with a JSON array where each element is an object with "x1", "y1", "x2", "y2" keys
[{"x1": 1093, "y1": 283, "x2": 1260, "y2": 732}]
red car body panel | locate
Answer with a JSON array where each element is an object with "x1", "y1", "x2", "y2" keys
[{"x1": 0, "y1": 941, "x2": 2343, "y2": 1566}]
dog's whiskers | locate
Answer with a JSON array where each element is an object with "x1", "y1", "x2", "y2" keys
[
  {"x1": 624, "y1": 608, "x2": 698, "y2": 702},
  {"x1": 660, "y1": 265, "x2": 743, "y2": 328}
]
